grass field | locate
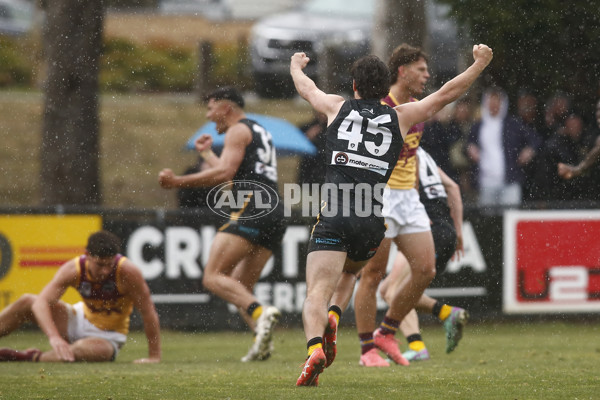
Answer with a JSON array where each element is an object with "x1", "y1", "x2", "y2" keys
[
  {"x1": 1, "y1": 322, "x2": 598, "y2": 399},
  {"x1": 104, "y1": 13, "x2": 253, "y2": 49},
  {"x1": 0, "y1": 90, "x2": 313, "y2": 209},
  {"x1": 1, "y1": 13, "x2": 307, "y2": 210}
]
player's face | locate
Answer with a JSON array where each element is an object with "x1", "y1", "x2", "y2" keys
[
  {"x1": 87, "y1": 255, "x2": 116, "y2": 281},
  {"x1": 206, "y1": 99, "x2": 230, "y2": 134},
  {"x1": 402, "y1": 58, "x2": 430, "y2": 96}
]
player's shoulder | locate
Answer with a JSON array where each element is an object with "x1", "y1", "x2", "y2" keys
[
  {"x1": 51, "y1": 257, "x2": 80, "y2": 284},
  {"x1": 226, "y1": 120, "x2": 254, "y2": 143},
  {"x1": 118, "y1": 257, "x2": 142, "y2": 277}
]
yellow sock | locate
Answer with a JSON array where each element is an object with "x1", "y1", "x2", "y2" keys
[
  {"x1": 409, "y1": 340, "x2": 426, "y2": 352},
  {"x1": 439, "y1": 304, "x2": 452, "y2": 321},
  {"x1": 328, "y1": 310, "x2": 340, "y2": 326},
  {"x1": 308, "y1": 343, "x2": 323, "y2": 357},
  {"x1": 251, "y1": 305, "x2": 263, "y2": 321}
]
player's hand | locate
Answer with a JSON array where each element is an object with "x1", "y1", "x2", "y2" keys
[
  {"x1": 194, "y1": 134, "x2": 213, "y2": 153},
  {"x1": 290, "y1": 52, "x2": 310, "y2": 70},
  {"x1": 473, "y1": 44, "x2": 493, "y2": 67},
  {"x1": 158, "y1": 168, "x2": 177, "y2": 189},
  {"x1": 452, "y1": 234, "x2": 464, "y2": 261},
  {"x1": 49, "y1": 336, "x2": 74, "y2": 362},
  {"x1": 133, "y1": 357, "x2": 160, "y2": 364}
]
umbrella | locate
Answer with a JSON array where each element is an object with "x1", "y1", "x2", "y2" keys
[{"x1": 186, "y1": 113, "x2": 317, "y2": 156}]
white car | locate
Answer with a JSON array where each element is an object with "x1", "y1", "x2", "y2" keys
[
  {"x1": 0, "y1": 0, "x2": 33, "y2": 36},
  {"x1": 249, "y1": 0, "x2": 372, "y2": 98},
  {"x1": 249, "y1": 0, "x2": 461, "y2": 98}
]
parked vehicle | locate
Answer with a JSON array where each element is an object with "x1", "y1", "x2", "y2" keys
[
  {"x1": 0, "y1": 0, "x2": 33, "y2": 36},
  {"x1": 249, "y1": 0, "x2": 461, "y2": 98},
  {"x1": 249, "y1": 0, "x2": 372, "y2": 98}
]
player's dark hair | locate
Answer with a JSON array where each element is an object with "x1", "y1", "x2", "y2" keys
[
  {"x1": 86, "y1": 231, "x2": 121, "y2": 258},
  {"x1": 205, "y1": 86, "x2": 245, "y2": 109},
  {"x1": 388, "y1": 43, "x2": 428, "y2": 84},
  {"x1": 350, "y1": 55, "x2": 390, "y2": 101}
]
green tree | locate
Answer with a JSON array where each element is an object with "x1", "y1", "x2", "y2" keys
[{"x1": 439, "y1": 0, "x2": 600, "y2": 118}]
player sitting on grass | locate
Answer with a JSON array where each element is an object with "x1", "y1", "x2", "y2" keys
[{"x1": 0, "y1": 230, "x2": 161, "y2": 363}]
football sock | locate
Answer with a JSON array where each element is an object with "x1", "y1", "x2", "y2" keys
[
  {"x1": 378, "y1": 316, "x2": 400, "y2": 335},
  {"x1": 406, "y1": 334, "x2": 426, "y2": 352},
  {"x1": 307, "y1": 337, "x2": 323, "y2": 356},
  {"x1": 435, "y1": 303, "x2": 452, "y2": 321},
  {"x1": 247, "y1": 302, "x2": 262, "y2": 321},
  {"x1": 328, "y1": 305, "x2": 342, "y2": 325},
  {"x1": 359, "y1": 332, "x2": 375, "y2": 354}
]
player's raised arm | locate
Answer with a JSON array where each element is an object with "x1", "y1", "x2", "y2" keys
[
  {"x1": 290, "y1": 52, "x2": 344, "y2": 123},
  {"x1": 396, "y1": 44, "x2": 493, "y2": 135}
]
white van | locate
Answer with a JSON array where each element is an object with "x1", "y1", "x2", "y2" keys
[{"x1": 0, "y1": 0, "x2": 33, "y2": 36}]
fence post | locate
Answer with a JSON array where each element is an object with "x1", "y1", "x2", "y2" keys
[
  {"x1": 317, "y1": 43, "x2": 337, "y2": 94},
  {"x1": 197, "y1": 40, "x2": 213, "y2": 102}
]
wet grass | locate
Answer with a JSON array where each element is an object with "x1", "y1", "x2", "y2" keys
[{"x1": 1, "y1": 321, "x2": 598, "y2": 399}]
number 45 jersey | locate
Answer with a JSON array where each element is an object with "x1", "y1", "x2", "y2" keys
[{"x1": 324, "y1": 99, "x2": 404, "y2": 215}]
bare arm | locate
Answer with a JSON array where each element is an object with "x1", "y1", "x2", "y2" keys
[
  {"x1": 396, "y1": 44, "x2": 493, "y2": 135},
  {"x1": 195, "y1": 134, "x2": 220, "y2": 168},
  {"x1": 120, "y1": 261, "x2": 161, "y2": 363},
  {"x1": 440, "y1": 168, "x2": 464, "y2": 260},
  {"x1": 158, "y1": 124, "x2": 249, "y2": 189},
  {"x1": 558, "y1": 136, "x2": 600, "y2": 179},
  {"x1": 31, "y1": 261, "x2": 78, "y2": 362},
  {"x1": 290, "y1": 52, "x2": 345, "y2": 123}
]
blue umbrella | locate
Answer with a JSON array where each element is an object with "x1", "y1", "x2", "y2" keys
[{"x1": 186, "y1": 113, "x2": 317, "y2": 156}]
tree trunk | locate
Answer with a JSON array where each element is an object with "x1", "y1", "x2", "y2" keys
[
  {"x1": 40, "y1": 0, "x2": 104, "y2": 206},
  {"x1": 373, "y1": 0, "x2": 427, "y2": 60}
]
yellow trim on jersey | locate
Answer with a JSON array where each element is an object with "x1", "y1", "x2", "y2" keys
[
  {"x1": 386, "y1": 130, "x2": 421, "y2": 189},
  {"x1": 381, "y1": 92, "x2": 402, "y2": 107},
  {"x1": 310, "y1": 202, "x2": 327, "y2": 237},
  {"x1": 382, "y1": 93, "x2": 422, "y2": 190},
  {"x1": 80, "y1": 256, "x2": 134, "y2": 335}
]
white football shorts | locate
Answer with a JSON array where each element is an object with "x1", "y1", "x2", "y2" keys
[{"x1": 382, "y1": 187, "x2": 431, "y2": 238}]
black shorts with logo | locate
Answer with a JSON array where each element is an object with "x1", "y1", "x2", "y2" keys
[
  {"x1": 219, "y1": 201, "x2": 287, "y2": 252},
  {"x1": 307, "y1": 212, "x2": 385, "y2": 262}
]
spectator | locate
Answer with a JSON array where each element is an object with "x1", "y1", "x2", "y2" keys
[
  {"x1": 516, "y1": 90, "x2": 544, "y2": 134},
  {"x1": 177, "y1": 159, "x2": 213, "y2": 208},
  {"x1": 515, "y1": 91, "x2": 543, "y2": 202},
  {"x1": 540, "y1": 93, "x2": 571, "y2": 141},
  {"x1": 466, "y1": 87, "x2": 541, "y2": 208},
  {"x1": 557, "y1": 99, "x2": 600, "y2": 184},
  {"x1": 297, "y1": 111, "x2": 328, "y2": 185},
  {"x1": 447, "y1": 99, "x2": 476, "y2": 200},
  {"x1": 533, "y1": 113, "x2": 594, "y2": 201},
  {"x1": 421, "y1": 103, "x2": 462, "y2": 182}
]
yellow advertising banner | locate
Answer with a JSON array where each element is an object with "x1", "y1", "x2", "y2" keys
[{"x1": 0, "y1": 215, "x2": 102, "y2": 310}]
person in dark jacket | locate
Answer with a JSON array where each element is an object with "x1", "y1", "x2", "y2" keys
[{"x1": 534, "y1": 113, "x2": 595, "y2": 201}]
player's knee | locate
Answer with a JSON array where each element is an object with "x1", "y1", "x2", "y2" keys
[
  {"x1": 413, "y1": 264, "x2": 436, "y2": 286},
  {"x1": 16, "y1": 293, "x2": 37, "y2": 309},
  {"x1": 72, "y1": 339, "x2": 115, "y2": 362},
  {"x1": 360, "y1": 268, "x2": 385, "y2": 288},
  {"x1": 423, "y1": 265, "x2": 436, "y2": 284}
]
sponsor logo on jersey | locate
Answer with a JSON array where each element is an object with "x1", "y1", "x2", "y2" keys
[
  {"x1": 334, "y1": 152, "x2": 349, "y2": 165},
  {"x1": 331, "y1": 151, "x2": 389, "y2": 175}
]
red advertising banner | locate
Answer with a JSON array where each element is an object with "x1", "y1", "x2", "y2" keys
[{"x1": 504, "y1": 210, "x2": 600, "y2": 313}]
